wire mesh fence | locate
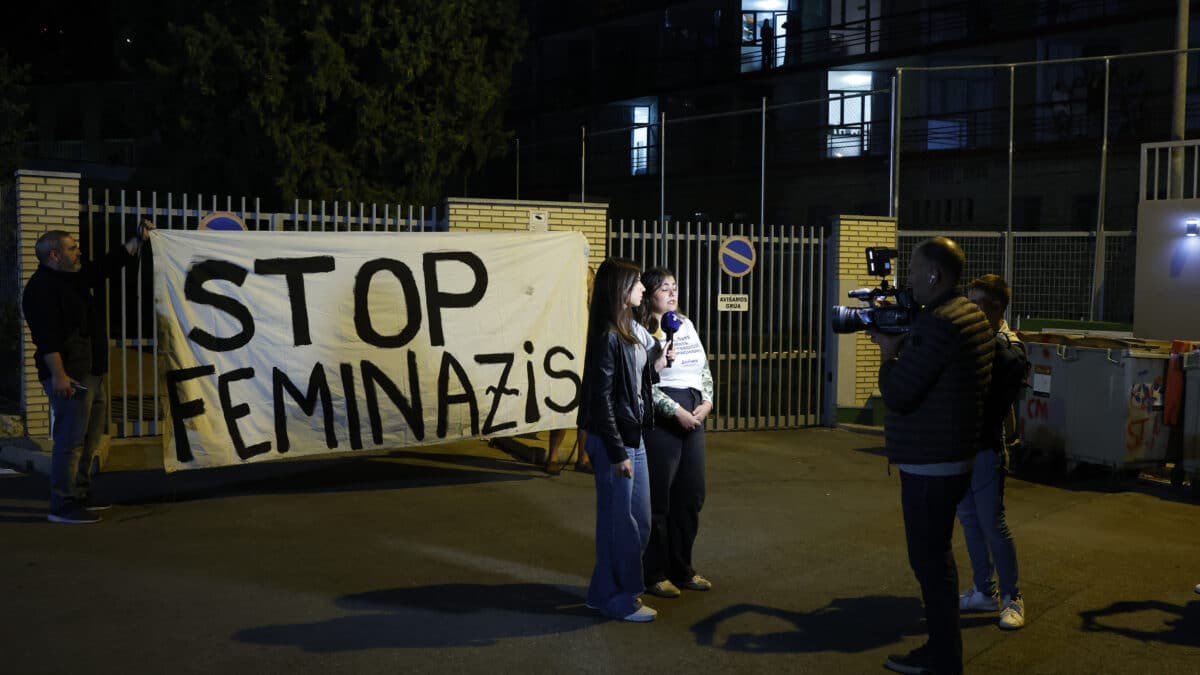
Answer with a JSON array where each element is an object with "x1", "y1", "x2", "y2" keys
[{"x1": 897, "y1": 230, "x2": 1136, "y2": 326}]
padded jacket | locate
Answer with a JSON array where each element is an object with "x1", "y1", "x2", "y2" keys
[
  {"x1": 879, "y1": 292, "x2": 994, "y2": 465},
  {"x1": 576, "y1": 327, "x2": 658, "y2": 464}
]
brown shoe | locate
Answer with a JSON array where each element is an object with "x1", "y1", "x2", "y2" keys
[{"x1": 543, "y1": 462, "x2": 562, "y2": 475}]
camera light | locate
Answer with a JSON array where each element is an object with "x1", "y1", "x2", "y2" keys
[{"x1": 1188, "y1": 218, "x2": 1200, "y2": 237}]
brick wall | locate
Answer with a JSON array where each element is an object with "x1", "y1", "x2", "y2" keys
[
  {"x1": 832, "y1": 214, "x2": 897, "y2": 411},
  {"x1": 445, "y1": 197, "x2": 608, "y2": 268},
  {"x1": 16, "y1": 170, "x2": 81, "y2": 437}
]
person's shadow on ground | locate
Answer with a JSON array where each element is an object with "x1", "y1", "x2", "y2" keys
[
  {"x1": 233, "y1": 583, "x2": 594, "y2": 651},
  {"x1": 692, "y1": 595, "x2": 933, "y2": 653},
  {"x1": 1079, "y1": 599, "x2": 1200, "y2": 647}
]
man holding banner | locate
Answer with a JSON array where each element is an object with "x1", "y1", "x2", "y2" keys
[{"x1": 23, "y1": 219, "x2": 154, "y2": 524}]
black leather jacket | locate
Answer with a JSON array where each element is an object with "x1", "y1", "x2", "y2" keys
[{"x1": 576, "y1": 327, "x2": 659, "y2": 464}]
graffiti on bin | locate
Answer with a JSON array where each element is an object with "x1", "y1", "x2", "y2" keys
[
  {"x1": 1125, "y1": 377, "x2": 1166, "y2": 457},
  {"x1": 1127, "y1": 378, "x2": 1164, "y2": 412},
  {"x1": 1025, "y1": 398, "x2": 1049, "y2": 422}
]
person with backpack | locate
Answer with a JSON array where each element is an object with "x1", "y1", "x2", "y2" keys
[{"x1": 956, "y1": 274, "x2": 1029, "y2": 630}]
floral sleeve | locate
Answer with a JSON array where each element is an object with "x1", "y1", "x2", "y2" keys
[
  {"x1": 701, "y1": 359, "x2": 714, "y2": 406},
  {"x1": 652, "y1": 381, "x2": 678, "y2": 417}
]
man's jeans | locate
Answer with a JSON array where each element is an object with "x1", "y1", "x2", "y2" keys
[
  {"x1": 900, "y1": 470, "x2": 971, "y2": 675},
  {"x1": 957, "y1": 448, "x2": 1020, "y2": 599},
  {"x1": 586, "y1": 435, "x2": 651, "y2": 619},
  {"x1": 45, "y1": 374, "x2": 105, "y2": 513}
]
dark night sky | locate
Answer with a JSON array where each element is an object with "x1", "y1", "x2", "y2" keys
[{"x1": 1, "y1": 0, "x2": 171, "y2": 83}]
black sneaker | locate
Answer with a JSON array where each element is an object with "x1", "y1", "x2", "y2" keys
[
  {"x1": 885, "y1": 644, "x2": 936, "y2": 674},
  {"x1": 84, "y1": 502, "x2": 112, "y2": 512},
  {"x1": 47, "y1": 508, "x2": 101, "y2": 524}
]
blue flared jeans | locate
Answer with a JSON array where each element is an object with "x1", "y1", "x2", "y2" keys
[{"x1": 586, "y1": 434, "x2": 651, "y2": 619}]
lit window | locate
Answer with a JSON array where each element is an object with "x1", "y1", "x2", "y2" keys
[
  {"x1": 827, "y1": 71, "x2": 872, "y2": 158},
  {"x1": 632, "y1": 106, "x2": 650, "y2": 176}
]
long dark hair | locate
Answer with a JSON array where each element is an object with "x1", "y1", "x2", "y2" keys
[
  {"x1": 589, "y1": 258, "x2": 642, "y2": 344},
  {"x1": 637, "y1": 266, "x2": 679, "y2": 334}
]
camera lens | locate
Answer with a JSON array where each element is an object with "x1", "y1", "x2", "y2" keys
[{"x1": 830, "y1": 305, "x2": 868, "y2": 334}]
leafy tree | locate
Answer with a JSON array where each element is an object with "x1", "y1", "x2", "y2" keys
[
  {"x1": 151, "y1": 0, "x2": 525, "y2": 205},
  {"x1": 0, "y1": 49, "x2": 32, "y2": 179}
]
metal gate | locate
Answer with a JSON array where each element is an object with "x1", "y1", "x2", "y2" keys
[
  {"x1": 80, "y1": 188, "x2": 443, "y2": 439},
  {"x1": 609, "y1": 220, "x2": 827, "y2": 431}
]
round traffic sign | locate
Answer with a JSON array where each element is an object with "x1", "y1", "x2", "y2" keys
[
  {"x1": 719, "y1": 236, "x2": 756, "y2": 277},
  {"x1": 198, "y1": 211, "x2": 247, "y2": 231}
]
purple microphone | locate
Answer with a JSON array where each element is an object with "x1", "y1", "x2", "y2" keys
[{"x1": 662, "y1": 311, "x2": 683, "y2": 367}]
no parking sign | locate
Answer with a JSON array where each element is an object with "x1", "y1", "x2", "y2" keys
[
  {"x1": 198, "y1": 211, "x2": 247, "y2": 231},
  {"x1": 719, "y1": 236, "x2": 756, "y2": 277}
]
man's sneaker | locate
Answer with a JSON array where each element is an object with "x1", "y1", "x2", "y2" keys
[
  {"x1": 884, "y1": 643, "x2": 935, "y2": 674},
  {"x1": 959, "y1": 585, "x2": 1000, "y2": 612},
  {"x1": 47, "y1": 509, "x2": 100, "y2": 524},
  {"x1": 680, "y1": 574, "x2": 713, "y2": 591},
  {"x1": 999, "y1": 595, "x2": 1025, "y2": 630},
  {"x1": 621, "y1": 604, "x2": 657, "y2": 622},
  {"x1": 1194, "y1": 583, "x2": 1199, "y2": 595},
  {"x1": 647, "y1": 580, "x2": 681, "y2": 598}
]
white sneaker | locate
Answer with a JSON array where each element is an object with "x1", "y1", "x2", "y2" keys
[
  {"x1": 621, "y1": 604, "x2": 658, "y2": 622},
  {"x1": 999, "y1": 595, "x2": 1025, "y2": 630},
  {"x1": 1194, "y1": 583, "x2": 1199, "y2": 595},
  {"x1": 959, "y1": 585, "x2": 1000, "y2": 612}
]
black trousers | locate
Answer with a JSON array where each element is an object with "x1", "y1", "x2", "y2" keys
[
  {"x1": 643, "y1": 387, "x2": 707, "y2": 585},
  {"x1": 900, "y1": 470, "x2": 972, "y2": 675}
]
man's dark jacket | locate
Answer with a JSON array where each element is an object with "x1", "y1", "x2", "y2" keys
[
  {"x1": 878, "y1": 292, "x2": 994, "y2": 465},
  {"x1": 22, "y1": 248, "x2": 136, "y2": 383},
  {"x1": 577, "y1": 328, "x2": 658, "y2": 464}
]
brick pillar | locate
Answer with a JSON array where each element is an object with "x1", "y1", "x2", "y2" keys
[
  {"x1": 446, "y1": 197, "x2": 608, "y2": 267},
  {"x1": 17, "y1": 170, "x2": 81, "y2": 438},
  {"x1": 826, "y1": 214, "x2": 897, "y2": 425}
]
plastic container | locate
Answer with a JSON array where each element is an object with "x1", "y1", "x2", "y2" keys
[{"x1": 1018, "y1": 339, "x2": 1170, "y2": 470}]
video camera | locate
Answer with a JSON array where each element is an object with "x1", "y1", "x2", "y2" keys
[{"x1": 830, "y1": 247, "x2": 917, "y2": 335}]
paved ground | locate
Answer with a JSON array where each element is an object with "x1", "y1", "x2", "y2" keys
[{"x1": 2, "y1": 428, "x2": 1198, "y2": 674}]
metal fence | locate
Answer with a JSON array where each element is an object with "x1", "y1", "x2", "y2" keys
[
  {"x1": 80, "y1": 188, "x2": 443, "y2": 439},
  {"x1": 1140, "y1": 138, "x2": 1200, "y2": 200},
  {"x1": 896, "y1": 230, "x2": 1137, "y2": 325},
  {"x1": 511, "y1": 88, "x2": 887, "y2": 226},
  {"x1": 610, "y1": 219, "x2": 827, "y2": 431}
]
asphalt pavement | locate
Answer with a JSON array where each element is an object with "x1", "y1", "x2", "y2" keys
[{"x1": 2, "y1": 428, "x2": 1198, "y2": 674}]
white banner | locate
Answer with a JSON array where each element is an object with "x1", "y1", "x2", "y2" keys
[{"x1": 152, "y1": 230, "x2": 587, "y2": 472}]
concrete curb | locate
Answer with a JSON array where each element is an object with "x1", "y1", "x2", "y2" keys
[{"x1": 836, "y1": 423, "x2": 885, "y2": 437}]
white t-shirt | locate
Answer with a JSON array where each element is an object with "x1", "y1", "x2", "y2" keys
[{"x1": 655, "y1": 315, "x2": 707, "y2": 393}]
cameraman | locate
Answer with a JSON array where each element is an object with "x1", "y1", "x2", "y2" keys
[{"x1": 873, "y1": 237, "x2": 994, "y2": 675}]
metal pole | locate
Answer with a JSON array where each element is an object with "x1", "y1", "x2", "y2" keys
[
  {"x1": 760, "y1": 96, "x2": 767, "y2": 226},
  {"x1": 580, "y1": 126, "x2": 586, "y2": 202},
  {"x1": 1005, "y1": 65, "x2": 1016, "y2": 291},
  {"x1": 892, "y1": 68, "x2": 903, "y2": 223},
  {"x1": 1171, "y1": 0, "x2": 1190, "y2": 198},
  {"x1": 1091, "y1": 58, "x2": 1112, "y2": 321},
  {"x1": 888, "y1": 75, "x2": 897, "y2": 218},
  {"x1": 660, "y1": 112, "x2": 667, "y2": 261},
  {"x1": 515, "y1": 137, "x2": 520, "y2": 200}
]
